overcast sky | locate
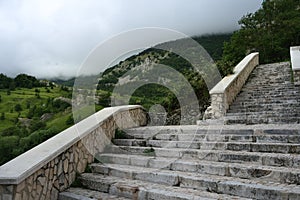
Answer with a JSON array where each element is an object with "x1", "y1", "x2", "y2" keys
[{"x1": 0, "y1": 0, "x2": 263, "y2": 79}]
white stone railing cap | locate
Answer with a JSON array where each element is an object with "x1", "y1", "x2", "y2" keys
[
  {"x1": 210, "y1": 52, "x2": 259, "y2": 94},
  {"x1": 291, "y1": 46, "x2": 300, "y2": 71},
  {"x1": 0, "y1": 105, "x2": 143, "y2": 185}
]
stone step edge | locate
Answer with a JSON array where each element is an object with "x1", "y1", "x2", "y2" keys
[
  {"x1": 79, "y1": 173, "x2": 251, "y2": 200},
  {"x1": 92, "y1": 158, "x2": 300, "y2": 185},
  {"x1": 112, "y1": 140, "x2": 300, "y2": 154},
  {"x1": 81, "y1": 168, "x2": 300, "y2": 200},
  {"x1": 97, "y1": 153, "x2": 300, "y2": 175},
  {"x1": 125, "y1": 125, "x2": 300, "y2": 133},
  {"x1": 113, "y1": 139, "x2": 300, "y2": 146},
  {"x1": 103, "y1": 146, "x2": 300, "y2": 168},
  {"x1": 125, "y1": 133, "x2": 300, "y2": 144},
  {"x1": 59, "y1": 187, "x2": 130, "y2": 200}
]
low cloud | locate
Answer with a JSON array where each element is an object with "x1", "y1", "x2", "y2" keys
[{"x1": 0, "y1": 0, "x2": 263, "y2": 79}]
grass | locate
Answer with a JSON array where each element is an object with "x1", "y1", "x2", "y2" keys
[
  {"x1": 0, "y1": 85, "x2": 108, "y2": 165},
  {"x1": 143, "y1": 147, "x2": 155, "y2": 156},
  {"x1": 0, "y1": 87, "x2": 70, "y2": 132},
  {"x1": 46, "y1": 111, "x2": 73, "y2": 131}
]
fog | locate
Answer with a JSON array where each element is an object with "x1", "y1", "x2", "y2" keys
[{"x1": 0, "y1": 0, "x2": 263, "y2": 79}]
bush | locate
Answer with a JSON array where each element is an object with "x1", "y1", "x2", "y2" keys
[
  {"x1": 0, "y1": 136, "x2": 20, "y2": 165},
  {"x1": 29, "y1": 120, "x2": 46, "y2": 132},
  {"x1": 66, "y1": 115, "x2": 74, "y2": 125},
  {"x1": 0, "y1": 112, "x2": 4, "y2": 120},
  {"x1": 1, "y1": 127, "x2": 20, "y2": 137},
  {"x1": 53, "y1": 99, "x2": 71, "y2": 112},
  {"x1": 19, "y1": 127, "x2": 59, "y2": 153},
  {"x1": 14, "y1": 104, "x2": 22, "y2": 112}
]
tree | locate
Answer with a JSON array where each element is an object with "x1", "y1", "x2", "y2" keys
[
  {"x1": 221, "y1": 0, "x2": 300, "y2": 73},
  {"x1": 27, "y1": 105, "x2": 38, "y2": 118},
  {"x1": 0, "y1": 136, "x2": 20, "y2": 165},
  {"x1": 14, "y1": 104, "x2": 22, "y2": 112},
  {"x1": 14, "y1": 74, "x2": 41, "y2": 89},
  {"x1": 0, "y1": 73, "x2": 13, "y2": 89},
  {"x1": 0, "y1": 112, "x2": 5, "y2": 120},
  {"x1": 29, "y1": 120, "x2": 46, "y2": 132}
]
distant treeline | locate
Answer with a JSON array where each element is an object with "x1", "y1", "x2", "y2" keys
[{"x1": 0, "y1": 73, "x2": 49, "y2": 89}]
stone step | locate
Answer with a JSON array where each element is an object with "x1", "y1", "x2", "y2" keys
[
  {"x1": 83, "y1": 165, "x2": 300, "y2": 199},
  {"x1": 227, "y1": 107, "x2": 300, "y2": 114},
  {"x1": 96, "y1": 154, "x2": 300, "y2": 185},
  {"x1": 226, "y1": 109, "x2": 300, "y2": 116},
  {"x1": 227, "y1": 111, "x2": 300, "y2": 116},
  {"x1": 103, "y1": 146, "x2": 300, "y2": 168},
  {"x1": 238, "y1": 89, "x2": 299, "y2": 94},
  {"x1": 114, "y1": 134, "x2": 300, "y2": 146},
  {"x1": 234, "y1": 95, "x2": 300, "y2": 101},
  {"x1": 235, "y1": 96, "x2": 299, "y2": 102},
  {"x1": 59, "y1": 187, "x2": 129, "y2": 200},
  {"x1": 231, "y1": 99, "x2": 300, "y2": 107},
  {"x1": 125, "y1": 126, "x2": 300, "y2": 137},
  {"x1": 241, "y1": 91, "x2": 296, "y2": 96},
  {"x1": 112, "y1": 139, "x2": 300, "y2": 154},
  {"x1": 227, "y1": 110, "x2": 300, "y2": 116},
  {"x1": 229, "y1": 109, "x2": 300, "y2": 114},
  {"x1": 148, "y1": 134, "x2": 300, "y2": 144},
  {"x1": 240, "y1": 88, "x2": 298, "y2": 93},
  {"x1": 242, "y1": 83, "x2": 294, "y2": 87},
  {"x1": 232, "y1": 101, "x2": 300, "y2": 107},
  {"x1": 221, "y1": 61, "x2": 298, "y2": 126},
  {"x1": 79, "y1": 173, "x2": 250, "y2": 200},
  {"x1": 224, "y1": 119, "x2": 299, "y2": 126},
  {"x1": 224, "y1": 116, "x2": 300, "y2": 125},
  {"x1": 124, "y1": 127, "x2": 255, "y2": 138},
  {"x1": 126, "y1": 133, "x2": 300, "y2": 143},
  {"x1": 235, "y1": 97, "x2": 300, "y2": 103},
  {"x1": 246, "y1": 78, "x2": 291, "y2": 81}
]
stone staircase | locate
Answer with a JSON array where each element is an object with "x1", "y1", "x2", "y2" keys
[
  {"x1": 58, "y1": 62, "x2": 300, "y2": 200},
  {"x1": 59, "y1": 125, "x2": 300, "y2": 200},
  {"x1": 225, "y1": 62, "x2": 300, "y2": 124}
]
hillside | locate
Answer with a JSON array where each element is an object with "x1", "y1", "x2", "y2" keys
[
  {"x1": 97, "y1": 34, "x2": 231, "y2": 124},
  {"x1": 0, "y1": 34, "x2": 230, "y2": 165},
  {"x1": 0, "y1": 73, "x2": 101, "y2": 165},
  {"x1": 0, "y1": 83, "x2": 76, "y2": 164}
]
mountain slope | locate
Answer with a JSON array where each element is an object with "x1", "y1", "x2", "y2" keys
[{"x1": 97, "y1": 34, "x2": 231, "y2": 124}]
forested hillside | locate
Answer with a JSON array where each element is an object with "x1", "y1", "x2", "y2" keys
[
  {"x1": 0, "y1": 74, "x2": 74, "y2": 164},
  {"x1": 0, "y1": 73, "x2": 104, "y2": 165},
  {"x1": 97, "y1": 34, "x2": 232, "y2": 124}
]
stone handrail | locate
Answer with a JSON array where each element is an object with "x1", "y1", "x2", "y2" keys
[
  {"x1": 204, "y1": 53, "x2": 259, "y2": 119},
  {"x1": 0, "y1": 105, "x2": 147, "y2": 200},
  {"x1": 290, "y1": 46, "x2": 300, "y2": 85}
]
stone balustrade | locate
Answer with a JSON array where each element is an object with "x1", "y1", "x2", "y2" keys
[
  {"x1": 290, "y1": 46, "x2": 300, "y2": 85},
  {"x1": 0, "y1": 105, "x2": 147, "y2": 200},
  {"x1": 204, "y1": 53, "x2": 259, "y2": 119}
]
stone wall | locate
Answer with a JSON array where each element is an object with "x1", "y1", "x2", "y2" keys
[
  {"x1": 204, "y1": 53, "x2": 259, "y2": 119},
  {"x1": 294, "y1": 71, "x2": 300, "y2": 85},
  {"x1": 0, "y1": 105, "x2": 147, "y2": 200},
  {"x1": 290, "y1": 46, "x2": 300, "y2": 85}
]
